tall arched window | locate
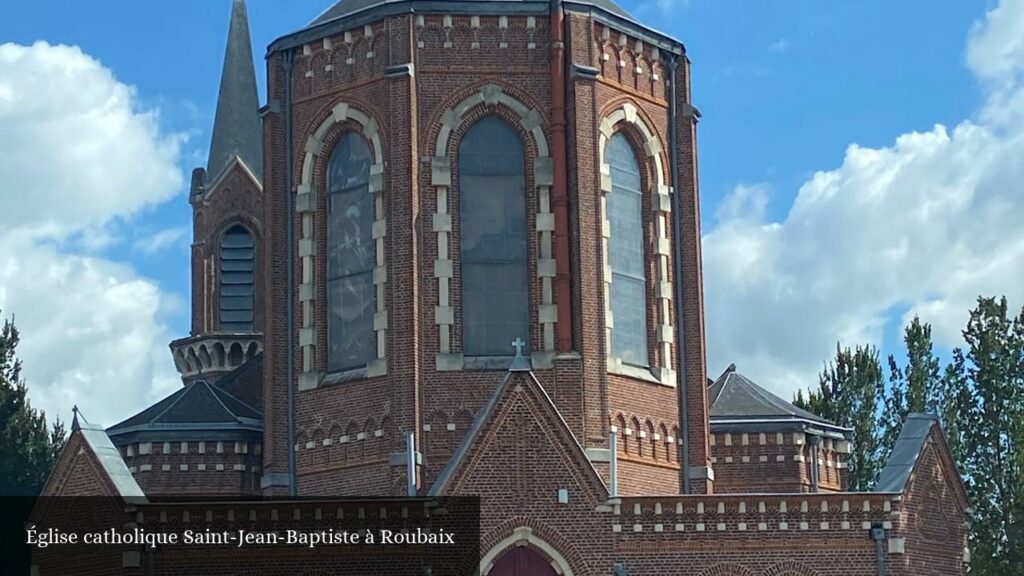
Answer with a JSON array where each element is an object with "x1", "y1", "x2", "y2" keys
[
  {"x1": 459, "y1": 117, "x2": 529, "y2": 356},
  {"x1": 220, "y1": 225, "x2": 255, "y2": 332},
  {"x1": 327, "y1": 133, "x2": 374, "y2": 372},
  {"x1": 606, "y1": 132, "x2": 648, "y2": 365}
]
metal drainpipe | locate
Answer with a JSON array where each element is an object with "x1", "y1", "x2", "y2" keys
[
  {"x1": 406, "y1": 432, "x2": 417, "y2": 496},
  {"x1": 870, "y1": 524, "x2": 888, "y2": 576},
  {"x1": 549, "y1": 0, "x2": 573, "y2": 353},
  {"x1": 608, "y1": 430, "x2": 618, "y2": 497},
  {"x1": 146, "y1": 543, "x2": 155, "y2": 576},
  {"x1": 808, "y1": 434, "x2": 820, "y2": 492},
  {"x1": 282, "y1": 48, "x2": 297, "y2": 497},
  {"x1": 668, "y1": 53, "x2": 690, "y2": 494}
]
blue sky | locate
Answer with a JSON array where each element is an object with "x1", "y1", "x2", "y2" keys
[{"x1": 1, "y1": 0, "x2": 1022, "y2": 425}]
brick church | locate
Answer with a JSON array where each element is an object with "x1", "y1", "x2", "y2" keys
[{"x1": 39, "y1": 0, "x2": 971, "y2": 574}]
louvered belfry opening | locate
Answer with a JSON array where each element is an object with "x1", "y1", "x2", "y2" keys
[{"x1": 220, "y1": 224, "x2": 255, "y2": 332}]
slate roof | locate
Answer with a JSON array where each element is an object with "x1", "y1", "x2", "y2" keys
[
  {"x1": 207, "y1": 0, "x2": 263, "y2": 184},
  {"x1": 708, "y1": 365, "x2": 846, "y2": 432},
  {"x1": 875, "y1": 413, "x2": 939, "y2": 493},
  {"x1": 106, "y1": 380, "x2": 262, "y2": 443},
  {"x1": 309, "y1": 0, "x2": 634, "y2": 28},
  {"x1": 78, "y1": 422, "x2": 147, "y2": 500},
  {"x1": 210, "y1": 352, "x2": 263, "y2": 411}
]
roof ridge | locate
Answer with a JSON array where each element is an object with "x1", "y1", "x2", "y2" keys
[
  {"x1": 208, "y1": 377, "x2": 261, "y2": 416},
  {"x1": 149, "y1": 385, "x2": 192, "y2": 424},
  {"x1": 712, "y1": 372, "x2": 732, "y2": 406},
  {"x1": 203, "y1": 380, "x2": 243, "y2": 421}
]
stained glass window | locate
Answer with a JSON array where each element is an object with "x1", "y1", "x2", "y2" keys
[
  {"x1": 327, "y1": 133, "x2": 375, "y2": 372},
  {"x1": 459, "y1": 117, "x2": 529, "y2": 356},
  {"x1": 220, "y1": 225, "x2": 255, "y2": 332},
  {"x1": 606, "y1": 132, "x2": 648, "y2": 366}
]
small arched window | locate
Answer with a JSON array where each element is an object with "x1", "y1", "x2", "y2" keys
[
  {"x1": 459, "y1": 117, "x2": 529, "y2": 356},
  {"x1": 606, "y1": 132, "x2": 648, "y2": 365},
  {"x1": 220, "y1": 225, "x2": 255, "y2": 332},
  {"x1": 327, "y1": 133, "x2": 374, "y2": 372}
]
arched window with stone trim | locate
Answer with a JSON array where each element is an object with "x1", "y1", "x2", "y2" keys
[
  {"x1": 605, "y1": 132, "x2": 648, "y2": 365},
  {"x1": 327, "y1": 132, "x2": 375, "y2": 372},
  {"x1": 459, "y1": 117, "x2": 529, "y2": 356},
  {"x1": 220, "y1": 224, "x2": 255, "y2": 332}
]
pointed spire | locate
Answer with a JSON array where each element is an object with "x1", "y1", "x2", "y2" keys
[
  {"x1": 207, "y1": 0, "x2": 262, "y2": 184},
  {"x1": 71, "y1": 405, "x2": 80, "y2": 432}
]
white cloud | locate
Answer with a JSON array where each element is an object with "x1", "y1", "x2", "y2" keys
[
  {"x1": 0, "y1": 42, "x2": 184, "y2": 239},
  {"x1": 769, "y1": 38, "x2": 791, "y2": 54},
  {"x1": 0, "y1": 42, "x2": 186, "y2": 426},
  {"x1": 132, "y1": 227, "x2": 188, "y2": 254},
  {"x1": 966, "y1": 0, "x2": 1024, "y2": 86},
  {"x1": 703, "y1": 0, "x2": 1024, "y2": 399}
]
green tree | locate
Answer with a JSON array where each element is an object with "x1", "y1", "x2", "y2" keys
[
  {"x1": 794, "y1": 343, "x2": 884, "y2": 490},
  {"x1": 942, "y1": 297, "x2": 1024, "y2": 575},
  {"x1": 0, "y1": 312, "x2": 66, "y2": 495},
  {"x1": 880, "y1": 317, "x2": 942, "y2": 462}
]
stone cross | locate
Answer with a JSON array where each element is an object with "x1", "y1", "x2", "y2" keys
[{"x1": 512, "y1": 338, "x2": 526, "y2": 356}]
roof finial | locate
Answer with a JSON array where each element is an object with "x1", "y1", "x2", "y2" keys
[
  {"x1": 71, "y1": 405, "x2": 80, "y2": 431},
  {"x1": 207, "y1": 0, "x2": 263, "y2": 184}
]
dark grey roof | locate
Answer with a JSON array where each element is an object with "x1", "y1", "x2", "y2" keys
[
  {"x1": 207, "y1": 0, "x2": 263, "y2": 184},
  {"x1": 708, "y1": 367, "x2": 841, "y2": 429},
  {"x1": 875, "y1": 413, "x2": 939, "y2": 493},
  {"x1": 78, "y1": 422, "x2": 146, "y2": 500},
  {"x1": 106, "y1": 380, "x2": 262, "y2": 443},
  {"x1": 310, "y1": 0, "x2": 633, "y2": 28},
  {"x1": 211, "y1": 352, "x2": 263, "y2": 411},
  {"x1": 268, "y1": 0, "x2": 687, "y2": 56}
]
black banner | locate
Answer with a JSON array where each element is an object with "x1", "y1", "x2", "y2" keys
[{"x1": 2, "y1": 496, "x2": 480, "y2": 575}]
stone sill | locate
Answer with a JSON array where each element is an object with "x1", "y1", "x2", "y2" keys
[
  {"x1": 608, "y1": 358, "x2": 675, "y2": 387},
  {"x1": 298, "y1": 358, "x2": 387, "y2": 390}
]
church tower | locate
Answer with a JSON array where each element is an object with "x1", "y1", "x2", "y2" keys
[
  {"x1": 170, "y1": 0, "x2": 265, "y2": 386},
  {"x1": 257, "y1": 0, "x2": 713, "y2": 497}
]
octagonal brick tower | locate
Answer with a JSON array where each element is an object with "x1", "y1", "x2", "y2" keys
[{"x1": 258, "y1": 0, "x2": 713, "y2": 498}]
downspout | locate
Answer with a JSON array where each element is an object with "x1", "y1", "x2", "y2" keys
[
  {"x1": 550, "y1": 0, "x2": 573, "y2": 352},
  {"x1": 146, "y1": 543, "x2": 155, "y2": 576},
  {"x1": 808, "y1": 433, "x2": 820, "y2": 492},
  {"x1": 282, "y1": 48, "x2": 297, "y2": 497},
  {"x1": 668, "y1": 53, "x2": 690, "y2": 494},
  {"x1": 608, "y1": 430, "x2": 618, "y2": 497},
  {"x1": 870, "y1": 524, "x2": 888, "y2": 576}
]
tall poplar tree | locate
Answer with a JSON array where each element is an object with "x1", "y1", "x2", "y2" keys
[
  {"x1": 941, "y1": 297, "x2": 1024, "y2": 575},
  {"x1": 880, "y1": 317, "x2": 942, "y2": 462}
]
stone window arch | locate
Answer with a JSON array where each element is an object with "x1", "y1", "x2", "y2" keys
[
  {"x1": 295, "y1": 101, "x2": 387, "y2": 390},
  {"x1": 599, "y1": 101, "x2": 675, "y2": 387},
  {"x1": 430, "y1": 84, "x2": 555, "y2": 372},
  {"x1": 480, "y1": 526, "x2": 575, "y2": 576}
]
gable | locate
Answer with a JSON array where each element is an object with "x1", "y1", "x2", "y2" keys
[
  {"x1": 431, "y1": 371, "x2": 607, "y2": 507},
  {"x1": 40, "y1": 426, "x2": 145, "y2": 499},
  {"x1": 40, "y1": 433, "x2": 116, "y2": 498}
]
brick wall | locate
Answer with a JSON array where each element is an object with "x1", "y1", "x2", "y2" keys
[
  {"x1": 710, "y1": 431, "x2": 849, "y2": 493},
  {"x1": 118, "y1": 439, "x2": 262, "y2": 497}
]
